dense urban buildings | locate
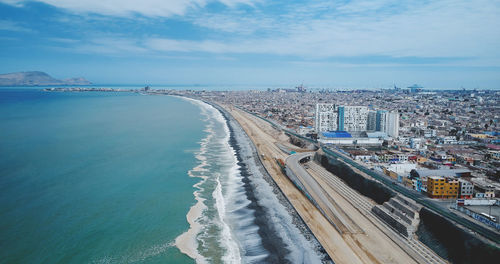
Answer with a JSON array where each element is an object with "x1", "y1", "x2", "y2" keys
[{"x1": 165, "y1": 86, "x2": 499, "y2": 234}]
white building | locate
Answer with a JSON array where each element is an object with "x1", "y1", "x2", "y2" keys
[
  {"x1": 338, "y1": 106, "x2": 368, "y2": 132},
  {"x1": 319, "y1": 131, "x2": 383, "y2": 145},
  {"x1": 438, "y1": 136, "x2": 458, "y2": 145},
  {"x1": 410, "y1": 138, "x2": 423, "y2": 149},
  {"x1": 386, "y1": 163, "x2": 417, "y2": 175},
  {"x1": 424, "y1": 130, "x2": 437, "y2": 138},
  {"x1": 368, "y1": 110, "x2": 399, "y2": 138},
  {"x1": 315, "y1": 103, "x2": 338, "y2": 132},
  {"x1": 386, "y1": 112, "x2": 399, "y2": 138},
  {"x1": 459, "y1": 179, "x2": 474, "y2": 198}
]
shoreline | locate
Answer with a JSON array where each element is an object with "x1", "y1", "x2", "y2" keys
[
  {"x1": 174, "y1": 97, "x2": 211, "y2": 264},
  {"x1": 211, "y1": 102, "x2": 329, "y2": 263},
  {"x1": 174, "y1": 96, "x2": 243, "y2": 264},
  {"x1": 214, "y1": 103, "x2": 291, "y2": 263},
  {"x1": 174, "y1": 193, "x2": 206, "y2": 263},
  {"x1": 174, "y1": 96, "x2": 327, "y2": 263}
]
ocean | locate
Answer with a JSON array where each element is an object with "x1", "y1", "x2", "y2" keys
[{"x1": 0, "y1": 88, "x2": 324, "y2": 263}]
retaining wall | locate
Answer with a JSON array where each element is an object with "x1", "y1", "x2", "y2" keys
[{"x1": 372, "y1": 206, "x2": 409, "y2": 237}]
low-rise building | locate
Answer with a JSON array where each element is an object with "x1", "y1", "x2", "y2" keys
[
  {"x1": 475, "y1": 185, "x2": 496, "y2": 198},
  {"x1": 411, "y1": 168, "x2": 471, "y2": 179},
  {"x1": 427, "y1": 176, "x2": 459, "y2": 199},
  {"x1": 319, "y1": 131, "x2": 383, "y2": 145},
  {"x1": 412, "y1": 178, "x2": 424, "y2": 192},
  {"x1": 458, "y1": 179, "x2": 474, "y2": 199},
  {"x1": 489, "y1": 150, "x2": 500, "y2": 160},
  {"x1": 410, "y1": 137, "x2": 424, "y2": 149}
]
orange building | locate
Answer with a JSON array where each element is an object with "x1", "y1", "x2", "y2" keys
[{"x1": 427, "y1": 176, "x2": 459, "y2": 199}]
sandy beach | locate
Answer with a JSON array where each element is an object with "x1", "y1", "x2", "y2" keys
[
  {"x1": 222, "y1": 104, "x2": 425, "y2": 264},
  {"x1": 175, "y1": 194, "x2": 207, "y2": 264}
]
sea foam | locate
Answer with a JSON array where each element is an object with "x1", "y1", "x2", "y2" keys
[{"x1": 177, "y1": 96, "x2": 324, "y2": 264}]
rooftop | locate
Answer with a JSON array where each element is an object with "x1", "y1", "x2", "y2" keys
[
  {"x1": 322, "y1": 131, "x2": 352, "y2": 138},
  {"x1": 414, "y1": 169, "x2": 471, "y2": 178}
]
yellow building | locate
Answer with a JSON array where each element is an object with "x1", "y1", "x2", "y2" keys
[
  {"x1": 383, "y1": 168, "x2": 398, "y2": 180},
  {"x1": 427, "y1": 176, "x2": 459, "y2": 199},
  {"x1": 468, "y1": 133, "x2": 494, "y2": 139},
  {"x1": 417, "y1": 156, "x2": 428, "y2": 163}
]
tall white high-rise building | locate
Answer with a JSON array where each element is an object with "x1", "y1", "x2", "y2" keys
[
  {"x1": 368, "y1": 110, "x2": 399, "y2": 138},
  {"x1": 316, "y1": 104, "x2": 398, "y2": 136},
  {"x1": 338, "y1": 106, "x2": 368, "y2": 131},
  {"x1": 367, "y1": 111, "x2": 377, "y2": 131},
  {"x1": 386, "y1": 111, "x2": 399, "y2": 138},
  {"x1": 315, "y1": 103, "x2": 338, "y2": 132},
  {"x1": 376, "y1": 110, "x2": 399, "y2": 137},
  {"x1": 376, "y1": 110, "x2": 388, "y2": 132}
]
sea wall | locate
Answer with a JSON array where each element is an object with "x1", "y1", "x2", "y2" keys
[
  {"x1": 416, "y1": 207, "x2": 500, "y2": 263},
  {"x1": 315, "y1": 152, "x2": 394, "y2": 204}
]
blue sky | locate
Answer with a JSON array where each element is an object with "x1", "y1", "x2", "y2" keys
[{"x1": 1, "y1": 0, "x2": 500, "y2": 89}]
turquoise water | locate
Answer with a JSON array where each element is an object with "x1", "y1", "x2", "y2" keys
[{"x1": 0, "y1": 89, "x2": 205, "y2": 263}]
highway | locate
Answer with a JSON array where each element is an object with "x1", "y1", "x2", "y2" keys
[
  {"x1": 286, "y1": 152, "x2": 362, "y2": 235},
  {"x1": 234, "y1": 107, "x2": 446, "y2": 263},
  {"x1": 306, "y1": 160, "x2": 446, "y2": 264},
  {"x1": 286, "y1": 152, "x2": 446, "y2": 264}
]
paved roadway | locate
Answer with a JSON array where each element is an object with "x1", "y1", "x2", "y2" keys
[
  {"x1": 305, "y1": 160, "x2": 446, "y2": 264},
  {"x1": 286, "y1": 152, "x2": 447, "y2": 264},
  {"x1": 286, "y1": 152, "x2": 362, "y2": 235}
]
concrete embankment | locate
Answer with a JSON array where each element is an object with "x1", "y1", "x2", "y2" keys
[{"x1": 417, "y1": 207, "x2": 500, "y2": 263}]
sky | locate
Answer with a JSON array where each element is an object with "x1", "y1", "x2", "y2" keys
[{"x1": 1, "y1": 0, "x2": 500, "y2": 89}]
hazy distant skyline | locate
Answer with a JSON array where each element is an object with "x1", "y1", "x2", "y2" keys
[{"x1": 1, "y1": 0, "x2": 500, "y2": 89}]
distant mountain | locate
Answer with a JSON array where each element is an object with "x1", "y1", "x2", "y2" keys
[{"x1": 0, "y1": 71, "x2": 92, "y2": 86}]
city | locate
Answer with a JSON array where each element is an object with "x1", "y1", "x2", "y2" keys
[
  {"x1": 2, "y1": 0, "x2": 500, "y2": 263},
  {"x1": 152, "y1": 85, "x2": 500, "y2": 262}
]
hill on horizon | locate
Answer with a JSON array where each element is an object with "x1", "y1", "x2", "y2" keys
[{"x1": 0, "y1": 71, "x2": 92, "y2": 86}]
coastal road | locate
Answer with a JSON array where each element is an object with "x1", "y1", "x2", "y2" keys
[
  {"x1": 285, "y1": 152, "x2": 363, "y2": 235},
  {"x1": 305, "y1": 159, "x2": 447, "y2": 264},
  {"x1": 227, "y1": 106, "x2": 424, "y2": 264},
  {"x1": 226, "y1": 106, "x2": 366, "y2": 264},
  {"x1": 232, "y1": 106, "x2": 447, "y2": 263},
  {"x1": 286, "y1": 153, "x2": 422, "y2": 264}
]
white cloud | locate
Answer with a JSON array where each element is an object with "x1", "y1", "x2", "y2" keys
[
  {"x1": 6, "y1": 0, "x2": 499, "y2": 65},
  {"x1": 0, "y1": 19, "x2": 32, "y2": 32},
  {"x1": 0, "y1": 0, "x2": 256, "y2": 17},
  {"x1": 76, "y1": 38, "x2": 149, "y2": 54},
  {"x1": 184, "y1": 0, "x2": 500, "y2": 61}
]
